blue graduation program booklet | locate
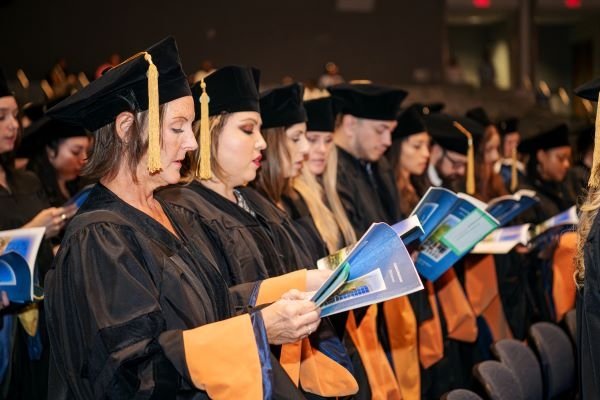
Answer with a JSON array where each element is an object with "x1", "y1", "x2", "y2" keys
[
  {"x1": 312, "y1": 222, "x2": 424, "y2": 317},
  {"x1": 64, "y1": 184, "x2": 94, "y2": 208},
  {"x1": 471, "y1": 205, "x2": 578, "y2": 254},
  {"x1": 0, "y1": 227, "x2": 45, "y2": 303},
  {"x1": 410, "y1": 187, "x2": 500, "y2": 281},
  {"x1": 486, "y1": 189, "x2": 538, "y2": 226}
]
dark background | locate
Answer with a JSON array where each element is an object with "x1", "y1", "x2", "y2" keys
[{"x1": 0, "y1": 0, "x2": 445, "y2": 85}]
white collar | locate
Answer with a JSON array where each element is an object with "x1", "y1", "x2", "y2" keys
[{"x1": 427, "y1": 163, "x2": 442, "y2": 187}]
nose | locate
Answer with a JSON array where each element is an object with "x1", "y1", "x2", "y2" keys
[
  {"x1": 184, "y1": 129, "x2": 198, "y2": 152},
  {"x1": 8, "y1": 115, "x2": 18, "y2": 132},
  {"x1": 299, "y1": 134, "x2": 310, "y2": 155},
  {"x1": 256, "y1": 131, "x2": 267, "y2": 151},
  {"x1": 382, "y1": 131, "x2": 392, "y2": 148}
]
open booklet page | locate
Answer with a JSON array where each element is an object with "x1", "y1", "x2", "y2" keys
[
  {"x1": 411, "y1": 188, "x2": 499, "y2": 281},
  {"x1": 312, "y1": 222, "x2": 423, "y2": 317},
  {"x1": 0, "y1": 227, "x2": 46, "y2": 302},
  {"x1": 471, "y1": 205, "x2": 578, "y2": 254},
  {"x1": 486, "y1": 189, "x2": 538, "y2": 226}
]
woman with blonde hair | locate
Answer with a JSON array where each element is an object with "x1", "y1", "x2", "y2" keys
[
  {"x1": 573, "y1": 78, "x2": 600, "y2": 399},
  {"x1": 290, "y1": 97, "x2": 356, "y2": 254}
]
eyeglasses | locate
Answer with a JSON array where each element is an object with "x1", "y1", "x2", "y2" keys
[{"x1": 442, "y1": 150, "x2": 467, "y2": 169}]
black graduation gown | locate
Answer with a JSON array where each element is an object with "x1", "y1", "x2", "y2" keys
[
  {"x1": 281, "y1": 191, "x2": 328, "y2": 263},
  {"x1": 158, "y1": 182, "x2": 314, "y2": 285},
  {"x1": 335, "y1": 146, "x2": 400, "y2": 237},
  {"x1": 517, "y1": 174, "x2": 577, "y2": 322},
  {"x1": 577, "y1": 211, "x2": 600, "y2": 399},
  {"x1": 0, "y1": 169, "x2": 54, "y2": 400},
  {"x1": 566, "y1": 163, "x2": 590, "y2": 205},
  {"x1": 45, "y1": 184, "x2": 301, "y2": 399},
  {"x1": 158, "y1": 183, "x2": 358, "y2": 400}
]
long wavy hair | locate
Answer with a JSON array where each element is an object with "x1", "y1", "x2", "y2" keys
[
  {"x1": 293, "y1": 146, "x2": 356, "y2": 252},
  {"x1": 575, "y1": 186, "x2": 600, "y2": 286},
  {"x1": 252, "y1": 126, "x2": 293, "y2": 206}
]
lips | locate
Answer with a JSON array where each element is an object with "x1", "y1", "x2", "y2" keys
[{"x1": 252, "y1": 154, "x2": 262, "y2": 167}]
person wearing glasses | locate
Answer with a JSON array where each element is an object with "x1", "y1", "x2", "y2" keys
[{"x1": 425, "y1": 113, "x2": 480, "y2": 192}]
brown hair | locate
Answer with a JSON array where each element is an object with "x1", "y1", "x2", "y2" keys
[
  {"x1": 182, "y1": 113, "x2": 231, "y2": 182},
  {"x1": 387, "y1": 138, "x2": 423, "y2": 216},
  {"x1": 474, "y1": 128, "x2": 507, "y2": 201},
  {"x1": 83, "y1": 105, "x2": 167, "y2": 183},
  {"x1": 252, "y1": 126, "x2": 293, "y2": 205}
]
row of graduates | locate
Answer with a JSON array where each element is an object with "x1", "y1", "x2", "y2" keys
[{"x1": 0, "y1": 35, "x2": 584, "y2": 399}]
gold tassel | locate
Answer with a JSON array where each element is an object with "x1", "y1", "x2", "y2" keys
[
  {"x1": 588, "y1": 91, "x2": 600, "y2": 188},
  {"x1": 453, "y1": 121, "x2": 475, "y2": 195},
  {"x1": 144, "y1": 53, "x2": 161, "y2": 173},
  {"x1": 510, "y1": 147, "x2": 518, "y2": 192},
  {"x1": 196, "y1": 78, "x2": 212, "y2": 180}
]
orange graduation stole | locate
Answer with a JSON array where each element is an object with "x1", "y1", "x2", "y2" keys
[
  {"x1": 418, "y1": 281, "x2": 444, "y2": 369},
  {"x1": 435, "y1": 268, "x2": 478, "y2": 343},
  {"x1": 551, "y1": 232, "x2": 577, "y2": 322},
  {"x1": 464, "y1": 254, "x2": 513, "y2": 341},
  {"x1": 346, "y1": 305, "x2": 402, "y2": 400},
  {"x1": 383, "y1": 296, "x2": 420, "y2": 399}
]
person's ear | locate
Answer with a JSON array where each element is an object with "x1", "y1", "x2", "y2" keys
[
  {"x1": 46, "y1": 145, "x2": 57, "y2": 160},
  {"x1": 342, "y1": 115, "x2": 356, "y2": 137},
  {"x1": 115, "y1": 111, "x2": 136, "y2": 140}
]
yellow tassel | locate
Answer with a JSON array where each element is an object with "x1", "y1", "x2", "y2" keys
[
  {"x1": 453, "y1": 121, "x2": 475, "y2": 195},
  {"x1": 196, "y1": 78, "x2": 212, "y2": 180},
  {"x1": 588, "y1": 92, "x2": 600, "y2": 188},
  {"x1": 144, "y1": 53, "x2": 161, "y2": 173},
  {"x1": 510, "y1": 147, "x2": 518, "y2": 192}
]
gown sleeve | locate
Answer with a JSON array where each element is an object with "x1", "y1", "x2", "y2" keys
[{"x1": 47, "y1": 222, "x2": 270, "y2": 399}]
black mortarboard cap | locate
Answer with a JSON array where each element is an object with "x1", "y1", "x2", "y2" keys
[
  {"x1": 19, "y1": 116, "x2": 88, "y2": 157},
  {"x1": 420, "y1": 102, "x2": 445, "y2": 115},
  {"x1": 465, "y1": 106, "x2": 492, "y2": 127},
  {"x1": 575, "y1": 78, "x2": 600, "y2": 188},
  {"x1": 518, "y1": 123, "x2": 570, "y2": 154},
  {"x1": 304, "y1": 97, "x2": 335, "y2": 132},
  {"x1": 0, "y1": 68, "x2": 12, "y2": 98},
  {"x1": 192, "y1": 65, "x2": 261, "y2": 120},
  {"x1": 393, "y1": 105, "x2": 427, "y2": 140},
  {"x1": 574, "y1": 78, "x2": 600, "y2": 101},
  {"x1": 260, "y1": 83, "x2": 307, "y2": 129},
  {"x1": 328, "y1": 83, "x2": 406, "y2": 121},
  {"x1": 47, "y1": 36, "x2": 190, "y2": 132},
  {"x1": 426, "y1": 114, "x2": 483, "y2": 155},
  {"x1": 497, "y1": 117, "x2": 519, "y2": 136},
  {"x1": 46, "y1": 36, "x2": 190, "y2": 173}
]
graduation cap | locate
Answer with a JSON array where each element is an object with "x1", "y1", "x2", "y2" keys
[
  {"x1": 497, "y1": 117, "x2": 519, "y2": 136},
  {"x1": 0, "y1": 68, "x2": 12, "y2": 98},
  {"x1": 426, "y1": 114, "x2": 484, "y2": 194},
  {"x1": 191, "y1": 66, "x2": 261, "y2": 179},
  {"x1": 192, "y1": 66, "x2": 261, "y2": 119},
  {"x1": 575, "y1": 78, "x2": 600, "y2": 188},
  {"x1": 420, "y1": 102, "x2": 445, "y2": 115},
  {"x1": 465, "y1": 106, "x2": 492, "y2": 127},
  {"x1": 259, "y1": 83, "x2": 307, "y2": 130},
  {"x1": 18, "y1": 116, "x2": 88, "y2": 157},
  {"x1": 46, "y1": 36, "x2": 191, "y2": 173},
  {"x1": 304, "y1": 97, "x2": 335, "y2": 133},
  {"x1": 328, "y1": 83, "x2": 406, "y2": 121},
  {"x1": 392, "y1": 105, "x2": 427, "y2": 140},
  {"x1": 517, "y1": 123, "x2": 570, "y2": 155}
]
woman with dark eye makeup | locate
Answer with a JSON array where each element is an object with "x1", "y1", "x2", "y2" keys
[{"x1": 159, "y1": 66, "x2": 358, "y2": 399}]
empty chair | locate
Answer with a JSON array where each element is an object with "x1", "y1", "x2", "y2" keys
[
  {"x1": 491, "y1": 339, "x2": 543, "y2": 400},
  {"x1": 441, "y1": 388, "x2": 484, "y2": 400},
  {"x1": 563, "y1": 308, "x2": 576, "y2": 344},
  {"x1": 473, "y1": 360, "x2": 524, "y2": 400},
  {"x1": 529, "y1": 322, "x2": 575, "y2": 399}
]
